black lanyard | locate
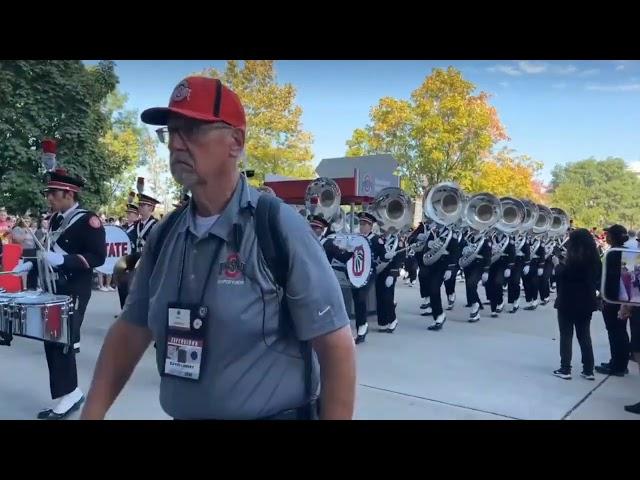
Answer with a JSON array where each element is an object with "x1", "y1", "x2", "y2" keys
[{"x1": 175, "y1": 231, "x2": 224, "y2": 304}]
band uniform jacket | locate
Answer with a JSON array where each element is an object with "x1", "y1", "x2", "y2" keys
[
  {"x1": 494, "y1": 234, "x2": 516, "y2": 268},
  {"x1": 366, "y1": 232, "x2": 388, "y2": 268},
  {"x1": 135, "y1": 216, "x2": 158, "y2": 253},
  {"x1": 47, "y1": 208, "x2": 107, "y2": 298},
  {"x1": 123, "y1": 222, "x2": 139, "y2": 255}
]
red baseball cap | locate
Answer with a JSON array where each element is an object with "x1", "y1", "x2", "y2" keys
[{"x1": 141, "y1": 76, "x2": 246, "y2": 131}]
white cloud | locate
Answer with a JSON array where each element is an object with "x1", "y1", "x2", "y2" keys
[
  {"x1": 517, "y1": 61, "x2": 548, "y2": 74},
  {"x1": 616, "y1": 64, "x2": 625, "y2": 71},
  {"x1": 552, "y1": 64, "x2": 578, "y2": 75},
  {"x1": 499, "y1": 81, "x2": 510, "y2": 88},
  {"x1": 487, "y1": 64, "x2": 522, "y2": 76},
  {"x1": 586, "y1": 83, "x2": 640, "y2": 92},
  {"x1": 578, "y1": 68, "x2": 600, "y2": 76},
  {"x1": 552, "y1": 82, "x2": 567, "y2": 89},
  {"x1": 488, "y1": 61, "x2": 599, "y2": 79}
]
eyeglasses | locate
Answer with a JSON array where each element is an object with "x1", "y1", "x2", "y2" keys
[{"x1": 156, "y1": 122, "x2": 233, "y2": 144}]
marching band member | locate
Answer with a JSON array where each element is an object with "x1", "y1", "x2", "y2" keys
[
  {"x1": 134, "y1": 193, "x2": 160, "y2": 255},
  {"x1": 422, "y1": 225, "x2": 458, "y2": 331},
  {"x1": 461, "y1": 232, "x2": 492, "y2": 322},
  {"x1": 407, "y1": 221, "x2": 432, "y2": 313},
  {"x1": 12, "y1": 169, "x2": 106, "y2": 419},
  {"x1": 486, "y1": 230, "x2": 515, "y2": 317},
  {"x1": 116, "y1": 202, "x2": 140, "y2": 309},
  {"x1": 507, "y1": 233, "x2": 529, "y2": 313},
  {"x1": 523, "y1": 236, "x2": 545, "y2": 310},
  {"x1": 352, "y1": 212, "x2": 387, "y2": 344},
  {"x1": 375, "y1": 233, "x2": 404, "y2": 333},
  {"x1": 443, "y1": 229, "x2": 462, "y2": 311},
  {"x1": 538, "y1": 242, "x2": 555, "y2": 305}
]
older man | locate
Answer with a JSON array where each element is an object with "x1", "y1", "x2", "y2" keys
[{"x1": 82, "y1": 77, "x2": 356, "y2": 420}]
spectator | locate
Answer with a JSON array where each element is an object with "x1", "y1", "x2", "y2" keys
[
  {"x1": 0, "y1": 208, "x2": 10, "y2": 242},
  {"x1": 552, "y1": 229, "x2": 601, "y2": 380},
  {"x1": 624, "y1": 230, "x2": 637, "y2": 249},
  {"x1": 11, "y1": 218, "x2": 36, "y2": 250},
  {"x1": 618, "y1": 304, "x2": 640, "y2": 414},
  {"x1": 596, "y1": 225, "x2": 631, "y2": 376},
  {"x1": 35, "y1": 217, "x2": 48, "y2": 243}
]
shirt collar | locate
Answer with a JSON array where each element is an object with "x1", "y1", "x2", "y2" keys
[
  {"x1": 179, "y1": 174, "x2": 255, "y2": 241},
  {"x1": 59, "y1": 202, "x2": 80, "y2": 219}
]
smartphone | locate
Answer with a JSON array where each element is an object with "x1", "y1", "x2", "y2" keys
[{"x1": 601, "y1": 247, "x2": 640, "y2": 305}]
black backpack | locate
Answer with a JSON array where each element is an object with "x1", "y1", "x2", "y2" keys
[{"x1": 150, "y1": 194, "x2": 313, "y2": 398}]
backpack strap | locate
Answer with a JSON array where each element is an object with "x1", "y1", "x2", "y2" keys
[
  {"x1": 150, "y1": 204, "x2": 188, "y2": 267},
  {"x1": 254, "y1": 195, "x2": 314, "y2": 402}
]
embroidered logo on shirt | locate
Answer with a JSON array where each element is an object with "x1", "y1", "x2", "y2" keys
[{"x1": 218, "y1": 253, "x2": 245, "y2": 285}]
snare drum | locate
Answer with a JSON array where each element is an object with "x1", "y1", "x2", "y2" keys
[{"x1": 8, "y1": 292, "x2": 74, "y2": 345}]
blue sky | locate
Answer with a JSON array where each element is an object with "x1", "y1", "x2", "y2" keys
[{"x1": 86, "y1": 60, "x2": 640, "y2": 184}]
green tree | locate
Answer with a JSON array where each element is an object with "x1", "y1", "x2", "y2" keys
[
  {"x1": 0, "y1": 60, "x2": 118, "y2": 214},
  {"x1": 346, "y1": 67, "x2": 508, "y2": 197},
  {"x1": 550, "y1": 157, "x2": 640, "y2": 229},
  {"x1": 101, "y1": 90, "x2": 153, "y2": 218},
  {"x1": 198, "y1": 61, "x2": 315, "y2": 185}
]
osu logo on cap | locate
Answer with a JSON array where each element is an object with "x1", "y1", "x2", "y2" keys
[{"x1": 171, "y1": 80, "x2": 191, "y2": 102}]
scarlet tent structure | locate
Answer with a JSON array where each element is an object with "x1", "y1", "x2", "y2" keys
[{"x1": 264, "y1": 154, "x2": 400, "y2": 221}]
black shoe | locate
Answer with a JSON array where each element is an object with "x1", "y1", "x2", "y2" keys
[
  {"x1": 580, "y1": 371, "x2": 595, "y2": 381},
  {"x1": 600, "y1": 362, "x2": 629, "y2": 374},
  {"x1": 446, "y1": 303, "x2": 454, "y2": 311},
  {"x1": 540, "y1": 298, "x2": 550, "y2": 305},
  {"x1": 37, "y1": 396, "x2": 85, "y2": 420},
  {"x1": 553, "y1": 368, "x2": 572, "y2": 380},
  {"x1": 496, "y1": 303, "x2": 504, "y2": 313},
  {"x1": 420, "y1": 303, "x2": 430, "y2": 310},
  {"x1": 510, "y1": 305, "x2": 520, "y2": 314},
  {"x1": 420, "y1": 310, "x2": 433, "y2": 317},
  {"x1": 490, "y1": 312, "x2": 498, "y2": 318},
  {"x1": 624, "y1": 402, "x2": 640, "y2": 415},
  {"x1": 594, "y1": 365, "x2": 626, "y2": 376},
  {"x1": 468, "y1": 313, "x2": 480, "y2": 323},
  {"x1": 427, "y1": 321, "x2": 445, "y2": 331},
  {"x1": 483, "y1": 300, "x2": 491, "y2": 305},
  {"x1": 355, "y1": 324, "x2": 368, "y2": 344},
  {"x1": 386, "y1": 320, "x2": 398, "y2": 333}
]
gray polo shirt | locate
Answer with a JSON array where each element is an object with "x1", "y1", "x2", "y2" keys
[{"x1": 121, "y1": 175, "x2": 349, "y2": 419}]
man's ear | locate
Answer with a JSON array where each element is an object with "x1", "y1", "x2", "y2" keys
[{"x1": 228, "y1": 128, "x2": 245, "y2": 159}]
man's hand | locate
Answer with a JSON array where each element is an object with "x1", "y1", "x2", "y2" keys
[
  {"x1": 619, "y1": 304, "x2": 632, "y2": 320},
  {"x1": 443, "y1": 270, "x2": 452, "y2": 282},
  {"x1": 481, "y1": 272, "x2": 489, "y2": 284},
  {"x1": 537, "y1": 268, "x2": 544, "y2": 276},
  {"x1": 504, "y1": 268, "x2": 511, "y2": 279},
  {"x1": 384, "y1": 251, "x2": 394, "y2": 260},
  {"x1": 81, "y1": 319, "x2": 152, "y2": 420},
  {"x1": 385, "y1": 276, "x2": 394, "y2": 288},
  {"x1": 523, "y1": 265, "x2": 530, "y2": 276}
]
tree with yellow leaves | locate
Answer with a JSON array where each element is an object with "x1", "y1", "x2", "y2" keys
[
  {"x1": 346, "y1": 67, "x2": 508, "y2": 197},
  {"x1": 460, "y1": 147, "x2": 545, "y2": 202},
  {"x1": 199, "y1": 61, "x2": 315, "y2": 184}
]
